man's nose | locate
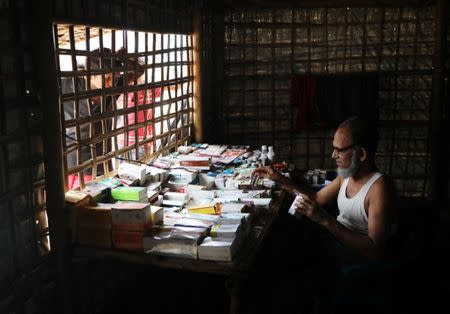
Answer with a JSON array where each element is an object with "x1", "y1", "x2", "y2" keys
[{"x1": 331, "y1": 150, "x2": 338, "y2": 159}]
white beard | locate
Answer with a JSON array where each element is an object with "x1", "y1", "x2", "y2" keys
[{"x1": 337, "y1": 149, "x2": 361, "y2": 179}]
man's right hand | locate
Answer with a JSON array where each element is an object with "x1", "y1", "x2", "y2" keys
[{"x1": 252, "y1": 166, "x2": 284, "y2": 182}]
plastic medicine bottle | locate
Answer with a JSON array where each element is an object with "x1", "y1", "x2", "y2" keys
[{"x1": 267, "y1": 146, "x2": 275, "y2": 162}]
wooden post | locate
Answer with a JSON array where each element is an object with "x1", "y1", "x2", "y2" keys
[
  {"x1": 30, "y1": 1, "x2": 73, "y2": 313},
  {"x1": 214, "y1": 3, "x2": 225, "y2": 143},
  {"x1": 193, "y1": 5, "x2": 203, "y2": 143}
]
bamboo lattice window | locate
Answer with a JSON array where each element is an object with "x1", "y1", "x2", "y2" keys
[{"x1": 54, "y1": 25, "x2": 194, "y2": 190}]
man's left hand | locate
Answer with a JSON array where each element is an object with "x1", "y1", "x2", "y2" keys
[{"x1": 295, "y1": 193, "x2": 329, "y2": 224}]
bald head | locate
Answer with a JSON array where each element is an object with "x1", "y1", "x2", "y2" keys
[{"x1": 338, "y1": 116, "x2": 378, "y2": 158}]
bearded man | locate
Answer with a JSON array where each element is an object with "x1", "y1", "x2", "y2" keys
[
  {"x1": 245, "y1": 117, "x2": 399, "y2": 314},
  {"x1": 253, "y1": 116, "x2": 398, "y2": 261}
]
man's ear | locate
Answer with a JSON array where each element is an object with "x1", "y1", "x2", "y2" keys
[{"x1": 359, "y1": 147, "x2": 368, "y2": 162}]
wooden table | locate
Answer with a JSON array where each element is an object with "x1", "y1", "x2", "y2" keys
[{"x1": 73, "y1": 190, "x2": 286, "y2": 314}]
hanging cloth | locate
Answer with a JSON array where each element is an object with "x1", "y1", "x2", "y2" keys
[
  {"x1": 291, "y1": 74, "x2": 325, "y2": 132},
  {"x1": 291, "y1": 73, "x2": 379, "y2": 131}
]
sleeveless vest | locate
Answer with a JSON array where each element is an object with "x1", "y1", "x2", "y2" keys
[{"x1": 337, "y1": 172, "x2": 383, "y2": 234}]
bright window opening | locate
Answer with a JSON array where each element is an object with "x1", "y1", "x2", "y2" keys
[{"x1": 54, "y1": 25, "x2": 194, "y2": 190}]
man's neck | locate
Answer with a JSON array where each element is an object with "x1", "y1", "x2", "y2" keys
[{"x1": 351, "y1": 162, "x2": 376, "y2": 182}]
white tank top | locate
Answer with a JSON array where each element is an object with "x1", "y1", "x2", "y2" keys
[{"x1": 337, "y1": 172, "x2": 383, "y2": 235}]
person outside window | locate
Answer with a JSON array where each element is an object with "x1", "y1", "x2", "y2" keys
[
  {"x1": 115, "y1": 54, "x2": 161, "y2": 161},
  {"x1": 62, "y1": 48, "x2": 122, "y2": 190}
]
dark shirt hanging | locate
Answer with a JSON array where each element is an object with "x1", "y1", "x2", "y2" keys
[
  {"x1": 291, "y1": 73, "x2": 378, "y2": 131},
  {"x1": 291, "y1": 75, "x2": 324, "y2": 132}
]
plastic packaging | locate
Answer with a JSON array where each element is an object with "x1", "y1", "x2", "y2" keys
[{"x1": 143, "y1": 225, "x2": 208, "y2": 259}]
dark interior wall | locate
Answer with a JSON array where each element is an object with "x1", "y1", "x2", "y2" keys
[
  {"x1": 213, "y1": 3, "x2": 448, "y2": 200},
  {"x1": 0, "y1": 1, "x2": 198, "y2": 314},
  {"x1": 0, "y1": 1, "x2": 448, "y2": 314},
  {"x1": 0, "y1": 0, "x2": 55, "y2": 313},
  {"x1": 52, "y1": 0, "x2": 194, "y2": 34}
]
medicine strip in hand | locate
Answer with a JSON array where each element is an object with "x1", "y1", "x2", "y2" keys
[{"x1": 288, "y1": 191, "x2": 302, "y2": 216}]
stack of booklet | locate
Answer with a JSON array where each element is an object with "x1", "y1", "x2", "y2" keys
[
  {"x1": 163, "y1": 212, "x2": 216, "y2": 229},
  {"x1": 198, "y1": 212, "x2": 249, "y2": 262},
  {"x1": 111, "y1": 186, "x2": 148, "y2": 203},
  {"x1": 197, "y1": 237, "x2": 239, "y2": 262}
]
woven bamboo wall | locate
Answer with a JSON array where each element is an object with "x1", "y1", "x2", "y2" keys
[
  {"x1": 0, "y1": 0, "x2": 196, "y2": 313},
  {"x1": 0, "y1": 0, "x2": 55, "y2": 313},
  {"x1": 221, "y1": 5, "x2": 441, "y2": 198}
]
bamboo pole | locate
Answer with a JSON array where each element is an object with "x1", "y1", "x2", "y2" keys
[
  {"x1": 214, "y1": 3, "x2": 225, "y2": 143},
  {"x1": 193, "y1": 6, "x2": 203, "y2": 142},
  {"x1": 30, "y1": 1, "x2": 73, "y2": 313}
]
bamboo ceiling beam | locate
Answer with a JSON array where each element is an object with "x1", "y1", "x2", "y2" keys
[{"x1": 225, "y1": 0, "x2": 436, "y2": 8}]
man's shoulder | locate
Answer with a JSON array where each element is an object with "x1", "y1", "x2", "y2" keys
[
  {"x1": 336, "y1": 175, "x2": 344, "y2": 186},
  {"x1": 371, "y1": 172, "x2": 386, "y2": 187},
  {"x1": 369, "y1": 173, "x2": 396, "y2": 198},
  {"x1": 375, "y1": 172, "x2": 394, "y2": 187}
]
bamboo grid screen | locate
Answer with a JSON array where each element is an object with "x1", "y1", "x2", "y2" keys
[
  {"x1": 54, "y1": 25, "x2": 194, "y2": 190},
  {"x1": 223, "y1": 7, "x2": 435, "y2": 198},
  {"x1": 0, "y1": 0, "x2": 54, "y2": 312}
]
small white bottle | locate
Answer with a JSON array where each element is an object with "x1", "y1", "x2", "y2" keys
[
  {"x1": 313, "y1": 169, "x2": 320, "y2": 185},
  {"x1": 267, "y1": 146, "x2": 275, "y2": 163},
  {"x1": 260, "y1": 145, "x2": 267, "y2": 166}
]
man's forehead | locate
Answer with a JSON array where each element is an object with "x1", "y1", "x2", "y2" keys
[{"x1": 333, "y1": 127, "x2": 352, "y2": 144}]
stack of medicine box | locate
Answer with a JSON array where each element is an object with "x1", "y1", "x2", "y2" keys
[{"x1": 110, "y1": 186, "x2": 163, "y2": 251}]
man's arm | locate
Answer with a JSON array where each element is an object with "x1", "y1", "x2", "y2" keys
[
  {"x1": 253, "y1": 166, "x2": 342, "y2": 208},
  {"x1": 314, "y1": 176, "x2": 342, "y2": 207},
  {"x1": 318, "y1": 177, "x2": 392, "y2": 260},
  {"x1": 251, "y1": 166, "x2": 301, "y2": 196}
]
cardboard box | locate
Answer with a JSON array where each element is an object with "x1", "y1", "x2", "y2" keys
[
  {"x1": 112, "y1": 230, "x2": 143, "y2": 251},
  {"x1": 150, "y1": 206, "x2": 164, "y2": 225},
  {"x1": 77, "y1": 203, "x2": 113, "y2": 229},
  {"x1": 198, "y1": 237, "x2": 238, "y2": 262},
  {"x1": 77, "y1": 227, "x2": 112, "y2": 248},
  {"x1": 111, "y1": 202, "x2": 151, "y2": 232}
]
